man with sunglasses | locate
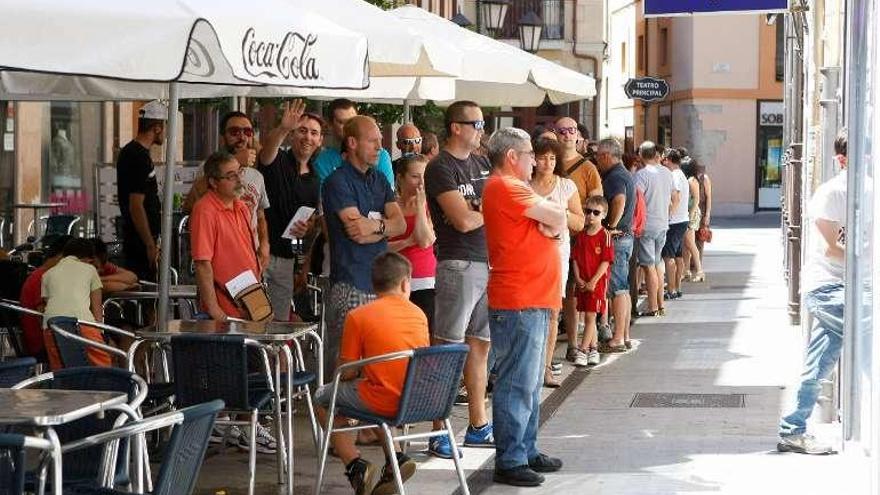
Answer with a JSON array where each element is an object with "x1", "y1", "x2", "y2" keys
[
  {"x1": 424, "y1": 100, "x2": 495, "y2": 459},
  {"x1": 396, "y1": 123, "x2": 423, "y2": 158},
  {"x1": 116, "y1": 100, "x2": 166, "y2": 281},
  {"x1": 183, "y1": 112, "x2": 271, "y2": 268}
]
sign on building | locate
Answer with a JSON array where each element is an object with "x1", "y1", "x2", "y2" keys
[
  {"x1": 644, "y1": 0, "x2": 788, "y2": 17},
  {"x1": 624, "y1": 77, "x2": 670, "y2": 102}
]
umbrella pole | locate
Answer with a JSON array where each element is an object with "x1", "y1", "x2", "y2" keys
[
  {"x1": 157, "y1": 82, "x2": 180, "y2": 331},
  {"x1": 403, "y1": 100, "x2": 411, "y2": 123}
]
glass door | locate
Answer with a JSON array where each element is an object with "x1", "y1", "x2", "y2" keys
[{"x1": 757, "y1": 101, "x2": 784, "y2": 209}]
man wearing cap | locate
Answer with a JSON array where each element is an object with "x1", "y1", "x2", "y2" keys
[{"x1": 116, "y1": 100, "x2": 165, "y2": 281}]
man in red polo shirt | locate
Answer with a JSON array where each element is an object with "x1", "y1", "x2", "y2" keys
[{"x1": 191, "y1": 150, "x2": 261, "y2": 321}]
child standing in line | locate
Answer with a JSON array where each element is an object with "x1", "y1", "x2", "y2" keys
[{"x1": 571, "y1": 195, "x2": 614, "y2": 367}]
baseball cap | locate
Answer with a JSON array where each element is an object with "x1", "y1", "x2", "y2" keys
[{"x1": 139, "y1": 100, "x2": 168, "y2": 120}]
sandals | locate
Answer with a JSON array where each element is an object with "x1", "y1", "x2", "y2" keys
[
  {"x1": 691, "y1": 272, "x2": 706, "y2": 282},
  {"x1": 598, "y1": 342, "x2": 627, "y2": 354}
]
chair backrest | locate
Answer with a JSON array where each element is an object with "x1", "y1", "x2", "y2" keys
[
  {"x1": 153, "y1": 400, "x2": 224, "y2": 495},
  {"x1": 171, "y1": 334, "x2": 251, "y2": 409},
  {"x1": 46, "y1": 316, "x2": 92, "y2": 368},
  {"x1": 25, "y1": 367, "x2": 142, "y2": 482},
  {"x1": 0, "y1": 357, "x2": 36, "y2": 388},
  {"x1": 0, "y1": 302, "x2": 31, "y2": 359},
  {"x1": 0, "y1": 433, "x2": 27, "y2": 495},
  {"x1": 43, "y1": 215, "x2": 79, "y2": 236},
  {"x1": 393, "y1": 344, "x2": 469, "y2": 425}
]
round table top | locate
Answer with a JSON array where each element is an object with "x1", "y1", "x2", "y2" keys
[{"x1": 13, "y1": 202, "x2": 65, "y2": 209}]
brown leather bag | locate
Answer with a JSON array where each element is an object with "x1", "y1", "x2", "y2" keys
[
  {"x1": 234, "y1": 283, "x2": 274, "y2": 322},
  {"x1": 697, "y1": 226, "x2": 713, "y2": 243}
]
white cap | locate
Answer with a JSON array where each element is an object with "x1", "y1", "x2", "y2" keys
[{"x1": 139, "y1": 100, "x2": 168, "y2": 120}]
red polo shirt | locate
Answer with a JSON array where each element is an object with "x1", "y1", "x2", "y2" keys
[{"x1": 190, "y1": 190, "x2": 260, "y2": 318}]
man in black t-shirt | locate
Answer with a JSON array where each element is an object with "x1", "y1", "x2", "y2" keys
[
  {"x1": 116, "y1": 100, "x2": 166, "y2": 281},
  {"x1": 424, "y1": 101, "x2": 494, "y2": 459},
  {"x1": 257, "y1": 99, "x2": 322, "y2": 320},
  {"x1": 597, "y1": 137, "x2": 635, "y2": 351}
]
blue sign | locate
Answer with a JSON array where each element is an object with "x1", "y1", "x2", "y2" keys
[{"x1": 645, "y1": 0, "x2": 788, "y2": 17}]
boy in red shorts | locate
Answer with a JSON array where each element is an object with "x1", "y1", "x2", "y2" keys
[{"x1": 571, "y1": 195, "x2": 614, "y2": 367}]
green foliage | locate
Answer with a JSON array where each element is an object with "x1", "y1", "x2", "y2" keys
[{"x1": 363, "y1": 0, "x2": 395, "y2": 9}]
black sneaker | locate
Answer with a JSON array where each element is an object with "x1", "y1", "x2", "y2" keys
[
  {"x1": 529, "y1": 453, "x2": 563, "y2": 473},
  {"x1": 371, "y1": 454, "x2": 417, "y2": 495},
  {"x1": 493, "y1": 465, "x2": 545, "y2": 487},
  {"x1": 346, "y1": 458, "x2": 380, "y2": 495},
  {"x1": 454, "y1": 385, "x2": 469, "y2": 405}
]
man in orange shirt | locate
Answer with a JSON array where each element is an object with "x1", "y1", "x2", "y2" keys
[
  {"x1": 190, "y1": 151, "x2": 261, "y2": 321},
  {"x1": 482, "y1": 127, "x2": 567, "y2": 487},
  {"x1": 313, "y1": 252, "x2": 429, "y2": 495}
]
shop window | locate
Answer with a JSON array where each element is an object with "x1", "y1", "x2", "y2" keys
[
  {"x1": 775, "y1": 21, "x2": 784, "y2": 81},
  {"x1": 637, "y1": 35, "x2": 645, "y2": 73},
  {"x1": 660, "y1": 28, "x2": 669, "y2": 67}
]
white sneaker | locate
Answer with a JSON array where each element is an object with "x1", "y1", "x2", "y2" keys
[
  {"x1": 587, "y1": 349, "x2": 601, "y2": 366},
  {"x1": 777, "y1": 434, "x2": 836, "y2": 455},
  {"x1": 239, "y1": 423, "x2": 278, "y2": 454},
  {"x1": 209, "y1": 424, "x2": 243, "y2": 445},
  {"x1": 573, "y1": 349, "x2": 589, "y2": 367}
]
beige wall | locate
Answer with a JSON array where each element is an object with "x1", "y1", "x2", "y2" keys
[
  {"x1": 13, "y1": 102, "x2": 45, "y2": 243},
  {"x1": 688, "y1": 16, "x2": 760, "y2": 90}
]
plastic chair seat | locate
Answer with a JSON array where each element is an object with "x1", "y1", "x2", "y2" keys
[
  {"x1": 247, "y1": 371, "x2": 316, "y2": 390},
  {"x1": 336, "y1": 406, "x2": 396, "y2": 427}
]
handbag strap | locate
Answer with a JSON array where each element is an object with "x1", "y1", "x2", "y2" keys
[{"x1": 562, "y1": 156, "x2": 588, "y2": 178}]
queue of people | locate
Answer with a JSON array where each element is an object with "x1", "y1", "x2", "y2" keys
[{"x1": 89, "y1": 97, "x2": 718, "y2": 493}]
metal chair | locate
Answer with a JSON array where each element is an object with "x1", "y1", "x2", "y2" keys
[
  {"x1": 35, "y1": 214, "x2": 80, "y2": 249},
  {"x1": 0, "y1": 299, "x2": 43, "y2": 363},
  {"x1": 169, "y1": 334, "x2": 277, "y2": 495},
  {"x1": 315, "y1": 344, "x2": 471, "y2": 495},
  {"x1": 12, "y1": 367, "x2": 147, "y2": 491},
  {"x1": 64, "y1": 400, "x2": 224, "y2": 495},
  {"x1": 0, "y1": 357, "x2": 37, "y2": 387},
  {"x1": 0, "y1": 433, "x2": 57, "y2": 495},
  {"x1": 47, "y1": 317, "x2": 132, "y2": 368}
]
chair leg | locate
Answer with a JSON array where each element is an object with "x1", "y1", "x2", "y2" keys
[
  {"x1": 248, "y1": 411, "x2": 258, "y2": 495},
  {"x1": 302, "y1": 384, "x2": 322, "y2": 454},
  {"x1": 380, "y1": 423, "x2": 406, "y2": 495},
  {"x1": 445, "y1": 419, "x2": 470, "y2": 495},
  {"x1": 314, "y1": 411, "x2": 335, "y2": 495}
]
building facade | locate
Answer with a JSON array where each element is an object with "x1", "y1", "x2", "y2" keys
[{"x1": 603, "y1": 2, "x2": 784, "y2": 215}]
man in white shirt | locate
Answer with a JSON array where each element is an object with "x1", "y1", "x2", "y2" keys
[
  {"x1": 777, "y1": 129, "x2": 847, "y2": 455},
  {"x1": 661, "y1": 148, "x2": 690, "y2": 299},
  {"x1": 633, "y1": 141, "x2": 674, "y2": 315}
]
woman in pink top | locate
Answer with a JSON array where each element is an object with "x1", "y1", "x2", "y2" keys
[{"x1": 390, "y1": 154, "x2": 438, "y2": 334}]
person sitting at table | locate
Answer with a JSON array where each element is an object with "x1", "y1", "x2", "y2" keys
[
  {"x1": 19, "y1": 234, "x2": 73, "y2": 361},
  {"x1": 313, "y1": 252, "x2": 429, "y2": 495},
  {"x1": 41, "y1": 238, "x2": 110, "y2": 370},
  {"x1": 90, "y1": 237, "x2": 138, "y2": 292}
]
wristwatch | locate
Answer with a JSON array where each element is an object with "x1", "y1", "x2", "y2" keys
[{"x1": 470, "y1": 198, "x2": 482, "y2": 211}]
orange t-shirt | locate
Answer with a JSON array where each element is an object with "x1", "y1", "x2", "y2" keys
[
  {"x1": 190, "y1": 191, "x2": 260, "y2": 319},
  {"x1": 562, "y1": 154, "x2": 603, "y2": 206},
  {"x1": 483, "y1": 174, "x2": 561, "y2": 310},
  {"x1": 339, "y1": 295, "x2": 430, "y2": 418}
]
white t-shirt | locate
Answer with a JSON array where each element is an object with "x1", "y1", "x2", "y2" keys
[
  {"x1": 803, "y1": 170, "x2": 847, "y2": 292},
  {"x1": 539, "y1": 176, "x2": 578, "y2": 291},
  {"x1": 634, "y1": 163, "x2": 674, "y2": 233},
  {"x1": 669, "y1": 168, "x2": 690, "y2": 224},
  {"x1": 239, "y1": 166, "x2": 271, "y2": 248}
]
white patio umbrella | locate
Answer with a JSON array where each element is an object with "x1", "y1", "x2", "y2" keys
[{"x1": 0, "y1": 0, "x2": 456, "y2": 333}]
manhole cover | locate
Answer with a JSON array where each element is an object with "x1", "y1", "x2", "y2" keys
[{"x1": 630, "y1": 393, "x2": 745, "y2": 408}]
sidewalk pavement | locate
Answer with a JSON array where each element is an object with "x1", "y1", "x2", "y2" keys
[{"x1": 194, "y1": 214, "x2": 870, "y2": 494}]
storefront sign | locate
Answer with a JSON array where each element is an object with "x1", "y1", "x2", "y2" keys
[
  {"x1": 624, "y1": 77, "x2": 670, "y2": 102},
  {"x1": 645, "y1": 0, "x2": 788, "y2": 17},
  {"x1": 759, "y1": 101, "x2": 784, "y2": 126}
]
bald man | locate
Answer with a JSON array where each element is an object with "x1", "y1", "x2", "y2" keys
[
  {"x1": 396, "y1": 123, "x2": 423, "y2": 158},
  {"x1": 321, "y1": 115, "x2": 406, "y2": 377}
]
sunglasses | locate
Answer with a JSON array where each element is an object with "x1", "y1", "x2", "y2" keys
[
  {"x1": 586, "y1": 208, "x2": 604, "y2": 216},
  {"x1": 225, "y1": 126, "x2": 254, "y2": 137},
  {"x1": 555, "y1": 126, "x2": 578, "y2": 136},
  {"x1": 401, "y1": 137, "x2": 422, "y2": 145},
  {"x1": 454, "y1": 120, "x2": 486, "y2": 131}
]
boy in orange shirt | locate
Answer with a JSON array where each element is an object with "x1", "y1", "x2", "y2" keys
[
  {"x1": 313, "y1": 252, "x2": 429, "y2": 495},
  {"x1": 571, "y1": 196, "x2": 615, "y2": 367}
]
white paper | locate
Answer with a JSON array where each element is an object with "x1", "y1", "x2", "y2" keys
[
  {"x1": 225, "y1": 270, "x2": 258, "y2": 299},
  {"x1": 282, "y1": 206, "x2": 315, "y2": 240}
]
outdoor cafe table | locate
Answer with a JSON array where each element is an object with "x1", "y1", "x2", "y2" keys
[
  {"x1": 103, "y1": 285, "x2": 198, "y2": 324},
  {"x1": 132, "y1": 319, "x2": 322, "y2": 493},
  {"x1": 0, "y1": 388, "x2": 128, "y2": 495}
]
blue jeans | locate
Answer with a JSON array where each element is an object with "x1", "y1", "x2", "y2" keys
[
  {"x1": 610, "y1": 234, "x2": 634, "y2": 295},
  {"x1": 489, "y1": 308, "x2": 549, "y2": 470},
  {"x1": 778, "y1": 283, "x2": 845, "y2": 437}
]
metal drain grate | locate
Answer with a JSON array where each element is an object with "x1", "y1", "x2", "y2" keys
[{"x1": 630, "y1": 393, "x2": 745, "y2": 408}]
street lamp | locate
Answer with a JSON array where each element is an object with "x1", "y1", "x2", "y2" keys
[
  {"x1": 518, "y1": 11, "x2": 543, "y2": 53},
  {"x1": 480, "y1": 0, "x2": 510, "y2": 34}
]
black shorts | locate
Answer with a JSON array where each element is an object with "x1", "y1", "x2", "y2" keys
[
  {"x1": 123, "y1": 238, "x2": 156, "y2": 282},
  {"x1": 661, "y1": 222, "x2": 689, "y2": 259}
]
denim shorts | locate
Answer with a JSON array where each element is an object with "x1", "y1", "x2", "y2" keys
[
  {"x1": 637, "y1": 229, "x2": 667, "y2": 266},
  {"x1": 661, "y1": 221, "x2": 688, "y2": 258},
  {"x1": 609, "y1": 234, "x2": 634, "y2": 295},
  {"x1": 314, "y1": 380, "x2": 369, "y2": 412}
]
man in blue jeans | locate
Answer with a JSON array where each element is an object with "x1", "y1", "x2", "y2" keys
[
  {"x1": 596, "y1": 137, "x2": 636, "y2": 351},
  {"x1": 778, "y1": 129, "x2": 848, "y2": 455},
  {"x1": 482, "y1": 127, "x2": 567, "y2": 486}
]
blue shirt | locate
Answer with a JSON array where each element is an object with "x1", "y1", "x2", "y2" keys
[
  {"x1": 315, "y1": 147, "x2": 395, "y2": 187},
  {"x1": 322, "y1": 162, "x2": 396, "y2": 292}
]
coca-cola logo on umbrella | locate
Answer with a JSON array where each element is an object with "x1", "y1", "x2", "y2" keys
[{"x1": 241, "y1": 27, "x2": 319, "y2": 81}]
